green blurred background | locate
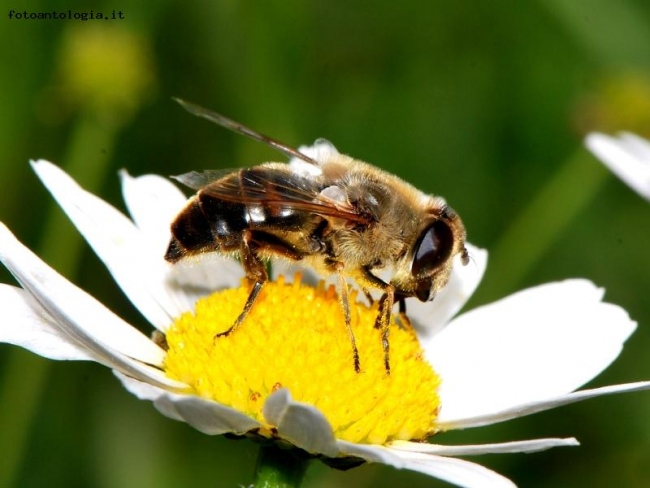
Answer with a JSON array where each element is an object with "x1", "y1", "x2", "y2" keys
[{"x1": 1, "y1": 0, "x2": 650, "y2": 486}]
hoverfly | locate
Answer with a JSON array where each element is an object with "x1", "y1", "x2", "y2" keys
[{"x1": 166, "y1": 99, "x2": 469, "y2": 373}]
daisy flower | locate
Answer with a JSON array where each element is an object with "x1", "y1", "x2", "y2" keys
[
  {"x1": 585, "y1": 132, "x2": 650, "y2": 201},
  {"x1": 1, "y1": 159, "x2": 649, "y2": 488}
]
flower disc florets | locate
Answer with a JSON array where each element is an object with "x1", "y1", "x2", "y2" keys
[{"x1": 164, "y1": 275, "x2": 441, "y2": 445}]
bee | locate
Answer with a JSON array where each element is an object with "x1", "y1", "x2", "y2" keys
[{"x1": 166, "y1": 99, "x2": 469, "y2": 374}]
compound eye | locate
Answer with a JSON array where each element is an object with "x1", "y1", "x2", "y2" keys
[{"x1": 411, "y1": 221, "x2": 453, "y2": 276}]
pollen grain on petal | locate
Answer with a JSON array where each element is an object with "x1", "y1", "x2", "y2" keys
[{"x1": 164, "y1": 275, "x2": 441, "y2": 445}]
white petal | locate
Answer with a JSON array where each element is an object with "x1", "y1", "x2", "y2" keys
[
  {"x1": 410, "y1": 243, "x2": 488, "y2": 336},
  {"x1": 428, "y1": 279, "x2": 635, "y2": 423},
  {"x1": 439, "y1": 380, "x2": 650, "y2": 430},
  {"x1": 0, "y1": 223, "x2": 164, "y2": 365},
  {"x1": 618, "y1": 133, "x2": 650, "y2": 160},
  {"x1": 0, "y1": 284, "x2": 95, "y2": 361},
  {"x1": 119, "y1": 360, "x2": 189, "y2": 391},
  {"x1": 119, "y1": 171, "x2": 188, "y2": 257},
  {"x1": 116, "y1": 372, "x2": 261, "y2": 434},
  {"x1": 0, "y1": 223, "x2": 173, "y2": 379},
  {"x1": 388, "y1": 450, "x2": 516, "y2": 488},
  {"x1": 389, "y1": 437, "x2": 579, "y2": 456},
  {"x1": 264, "y1": 388, "x2": 339, "y2": 457},
  {"x1": 120, "y1": 170, "x2": 244, "y2": 295},
  {"x1": 116, "y1": 371, "x2": 184, "y2": 420},
  {"x1": 167, "y1": 254, "x2": 245, "y2": 297},
  {"x1": 337, "y1": 442, "x2": 515, "y2": 488},
  {"x1": 336, "y1": 440, "x2": 405, "y2": 466},
  {"x1": 31, "y1": 160, "x2": 193, "y2": 329},
  {"x1": 166, "y1": 395, "x2": 262, "y2": 435},
  {"x1": 585, "y1": 132, "x2": 650, "y2": 200}
]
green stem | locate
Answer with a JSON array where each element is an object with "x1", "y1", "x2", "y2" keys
[{"x1": 252, "y1": 444, "x2": 311, "y2": 488}]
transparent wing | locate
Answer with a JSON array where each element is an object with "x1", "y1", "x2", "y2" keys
[
  {"x1": 171, "y1": 169, "x2": 237, "y2": 190},
  {"x1": 174, "y1": 98, "x2": 317, "y2": 165},
  {"x1": 200, "y1": 168, "x2": 372, "y2": 225}
]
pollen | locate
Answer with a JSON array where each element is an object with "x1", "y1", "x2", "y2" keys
[{"x1": 164, "y1": 275, "x2": 441, "y2": 445}]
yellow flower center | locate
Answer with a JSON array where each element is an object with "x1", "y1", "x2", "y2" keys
[{"x1": 164, "y1": 275, "x2": 441, "y2": 445}]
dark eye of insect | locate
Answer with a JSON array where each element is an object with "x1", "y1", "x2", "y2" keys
[{"x1": 411, "y1": 221, "x2": 454, "y2": 276}]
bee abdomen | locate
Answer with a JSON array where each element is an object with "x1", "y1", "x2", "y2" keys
[
  {"x1": 165, "y1": 197, "x2": 218, "y2": 262},
  {"x1": 198, "y1": 191, "x2": 249, "y2": 240},
  {"x1": 165, "y1": 238, "x2": 185, "y2": 263}
]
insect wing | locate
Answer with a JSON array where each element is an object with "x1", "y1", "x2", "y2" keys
[
  {"x1": 174, "y1": 98, "x2": 316, "y2": 165},
  {"x1": 172, "y1": 169, "x2": 237, "y2": 190},
  {"x1": 200, "y1": 168, "x2": 372, "y2": 225}
]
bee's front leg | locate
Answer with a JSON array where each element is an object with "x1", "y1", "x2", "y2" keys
[
  {"x1": 397, "y1": 297, "x2": 413, "y2": 331},
  {"x1": 359, "y1": 267, "x2": 394, "y2": 375},
  {"x1": 336, "y1": 267, "x2": 361, "y2": 373},
  {"x1": 374, "y1": 288, "x2": 395, "y2": 375}
]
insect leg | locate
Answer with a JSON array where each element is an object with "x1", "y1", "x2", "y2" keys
[
  {"x1": 375, "y1": 288, "x2": 395, "y2": 374},
  {"x1": 362, "y1": 288, "x2": 375, "y2": 306},
  {"x1": 215, "y1": 229, "x2": 268, "y2": 339},
  {"x1": 359, "y1": 267, "x2": 394, "y2": 374},
  {"x1": 215, "y1": 281, "x2": 265, "y2": 338},
  {"x1": 397, "y1": 297, "x2": 413, "y2": 331},
  {"x1": 337, "y1": 269, "x2": 361, "y2": 373}
]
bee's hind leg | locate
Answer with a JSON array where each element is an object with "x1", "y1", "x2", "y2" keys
[
  {"x1": 214, "y1": 230, "x2": 269, "y2": 339},
  {"x1": 215, "y1": 229, "x2": 307, "y2": 339}
]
